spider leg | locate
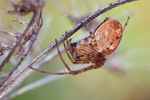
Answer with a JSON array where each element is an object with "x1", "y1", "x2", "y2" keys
[
  {"x1": 82, "y1": 24, "x2": 98, "y2": 47},
  {"x1": 28, "y1": 39, "x2": 73, "y2": 75},
  {"x1": 63, "y1": 32, "x2": 75, "y2": 62},
  {"x1": 30, "y1": 60, "x2": 104, "y2": 75},
  {"x1": 81, "y1": 46, "x2": 100, "y2": 56},
  {"x1": 76, "y1": 44, "x2": 105, "y2": 60},
  {"x1": 76, "y1": 47, "x2": 106, "y2": 64},
  {"x1": 73, "y1": 57, "x2": 105, "y2": 64},
  {"x1": 71, "y1": 65, "x2": 95, "y2": 75},
  {"x1": 29, "y1": 54, "x2": 106, "y2": 75},
  {"x1": 65, "y1": 31, "x2": 77, "y2": 60},
  {"x1": 82, "y1": 23, "x2": 98, "y2": 47},
  {"x1": 55, "y1": 39, "x2": 72, "y2": 73},
  {"x1": 70, "y1": 62, "x2": 105, "y2": 75},
  {"x1": 29, "y1": 67, "x2": 70, "y2": 75},
  {"x1": 83, "y1": 24, "x2": 93, "y2": 36},
  {"x1": 122, "y1": 17, "x2": 130, "y2": 32}
]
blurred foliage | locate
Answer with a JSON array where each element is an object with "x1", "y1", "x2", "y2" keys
[{"x1": 0, "y1": 0, "x2": 150, "y2": 100}]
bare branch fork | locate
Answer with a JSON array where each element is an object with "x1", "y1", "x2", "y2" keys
[
  {"x1": 0, "y1": 2, "x2": 40, "y2": 72},
  {"x1": 0, "y1": 0, "x2": 137, "y2": 99}
]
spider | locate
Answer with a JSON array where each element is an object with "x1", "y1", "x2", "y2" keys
[{"x1": 29, "y1": 17, "x2": 130, "y2": 75}]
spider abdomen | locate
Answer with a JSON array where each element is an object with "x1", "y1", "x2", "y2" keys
[{"x1": 94, "y1": 18, "x2": 124, "y2": 56}]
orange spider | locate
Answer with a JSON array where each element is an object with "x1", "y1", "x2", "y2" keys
[{"x1": 29, "y1": 17, "x2": 130, "y2": 75}]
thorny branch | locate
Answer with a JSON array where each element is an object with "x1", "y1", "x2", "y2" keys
[{"x1": 0, "y1": 0, "x2": 137, "y2": 99}]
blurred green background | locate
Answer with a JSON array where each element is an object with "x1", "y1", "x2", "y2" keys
[{"x1": 0, "y1": 0, "x2": 150, "y2": 100}]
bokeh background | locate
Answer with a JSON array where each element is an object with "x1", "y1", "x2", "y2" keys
[{"x1": 0, "y1": 0, "x2": 150, "y2": 100}]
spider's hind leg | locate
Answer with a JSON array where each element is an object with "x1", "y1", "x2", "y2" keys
[{"x1": 122, "y1": 17, "x2": 130, "y2": 32}]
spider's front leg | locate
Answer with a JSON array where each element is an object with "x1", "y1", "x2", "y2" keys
[
  {"x1": 81, "y1": 23, "x2": 99, "y2": 48},
  {"x1": 81, "y1": 22, "x2": 96, "y2": 40}
]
